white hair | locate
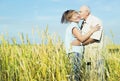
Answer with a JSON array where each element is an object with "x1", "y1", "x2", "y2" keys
[{"x1": 80, "y1": 5, "x2": 91, "y2": 14}]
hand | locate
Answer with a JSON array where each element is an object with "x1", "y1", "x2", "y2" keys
[{"x1": 90, "y1": 24, "x2": 100, "y2": 32}]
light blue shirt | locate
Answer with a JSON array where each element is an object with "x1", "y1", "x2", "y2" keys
[{"x1": 65, "y1": 22, "x2": 83, "y2": 54}]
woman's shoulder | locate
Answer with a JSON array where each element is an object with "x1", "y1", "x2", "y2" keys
[
  {"x1": 70, "y1": 22, "x2": 78, "y2": 26},
  {"x1": 69, "y1": 22, "x2": 78, "y2": 28},
  {"x1": 66, "y1": 22, "x2": 79, "y2": 32}
]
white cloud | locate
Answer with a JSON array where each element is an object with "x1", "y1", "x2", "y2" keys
[
  {"x1": 0, "y1": 16, "x2": 11, "y2": 21},
  {"x1": 0, "y1": 16, "x2": 6, "y2": 20}
]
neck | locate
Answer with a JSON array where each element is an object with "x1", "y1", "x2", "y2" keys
[{"x1": 71, "y1": 21, "x2": 79, "y2": 23}]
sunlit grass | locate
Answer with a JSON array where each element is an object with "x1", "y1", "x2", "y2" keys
[
  {"x1": 0, "y1": 28, "x2": 120, "y2": 81},
  {"x1": 104, "y1": 44, "x2": 120, "y2": 81}
]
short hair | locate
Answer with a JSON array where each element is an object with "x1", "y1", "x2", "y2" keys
[{"x1": 80, "y1": 5, "x2": 91, "y2": 14}]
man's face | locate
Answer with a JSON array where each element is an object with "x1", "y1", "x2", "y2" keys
[{"x1": 79, "y1": 8, "x2": 88, "y2": 20}]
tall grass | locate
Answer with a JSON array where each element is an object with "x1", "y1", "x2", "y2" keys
[
  {"x1": 104, "y1": 44, "x2": 120, "y2": 81},
  {"x1": 0, "y1": 28, "x2": 120, "y2": 81},
  {"x1": 0, "y1": 28, "x2": 71, "y2": 81}
]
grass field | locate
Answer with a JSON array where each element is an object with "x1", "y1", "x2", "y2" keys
[{"x1": 0, "y1": 29, "x2": 120, "y2": 81}]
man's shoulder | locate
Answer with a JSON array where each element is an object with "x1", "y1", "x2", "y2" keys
[
  {"x1": 90, "y1": 15, "x2": 102, "y2": 25},
  {"x1": 91, "y1": 15, "x2": 102, "y2": 22}
]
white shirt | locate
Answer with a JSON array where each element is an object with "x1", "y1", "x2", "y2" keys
[
  {"x1": 81, "y1": 14, "x2": 104, "y2": 49},
  {"x1": 65, "y1": 22, "x2": 83, "y2": 54}
]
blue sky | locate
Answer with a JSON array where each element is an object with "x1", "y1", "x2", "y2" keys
[{"x1": 0, "y1": 0, "x2": 120, "y2": 44}]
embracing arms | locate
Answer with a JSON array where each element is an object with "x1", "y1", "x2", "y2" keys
[
  {"x1": 72, "y1": 24, "x2": 100, "y2": 44},
  {"x1": 71, "y1": 38, "x2": 97, "y2": 46}
]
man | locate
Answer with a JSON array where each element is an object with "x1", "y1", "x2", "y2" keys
[{"x1": 72, "y1": 5, "x2": 105, "y2": 81}]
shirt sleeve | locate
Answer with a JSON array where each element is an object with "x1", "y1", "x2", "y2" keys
[
  {"x1": 90, "y1": 18, "x2": 103, "y2": 41},
  {"x1": 70, "y1": 22, "x2": 79, "y2": 33},
  {"x1": 70, "y1": 22, "x2": 78, "y2": 28}
]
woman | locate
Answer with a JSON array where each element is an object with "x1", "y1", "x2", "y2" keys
[{"x1": 61, "y1": 10, "x2": 100, "y2": 81}]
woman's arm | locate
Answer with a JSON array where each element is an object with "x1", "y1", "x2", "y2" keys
[
  {"x1": 71, "y1": 39, "x2": 81, "y2": 46},
  {"x1": 72, "y1": 24, "x2": 100, "y2": 43}
]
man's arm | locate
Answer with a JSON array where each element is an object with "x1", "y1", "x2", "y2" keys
[
  {"x1": 82, "y1": 38, "x2": 97, "y2": 46},
  {"x1": 71, "y1": 38, "x2": 97, "y2": 46}
]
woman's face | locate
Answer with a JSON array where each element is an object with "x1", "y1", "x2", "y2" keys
[{"x1": 70, "y1": 12, "x2": 81, "y2": 23}]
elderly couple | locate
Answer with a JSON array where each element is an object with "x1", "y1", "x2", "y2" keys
[{"x1": 61, "y1": 5, "x2": 104, "y2": 81}]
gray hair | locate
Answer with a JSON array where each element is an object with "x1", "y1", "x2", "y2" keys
[{"x1": 80, "y1": 5, "x2": 91, "y2": 14}]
